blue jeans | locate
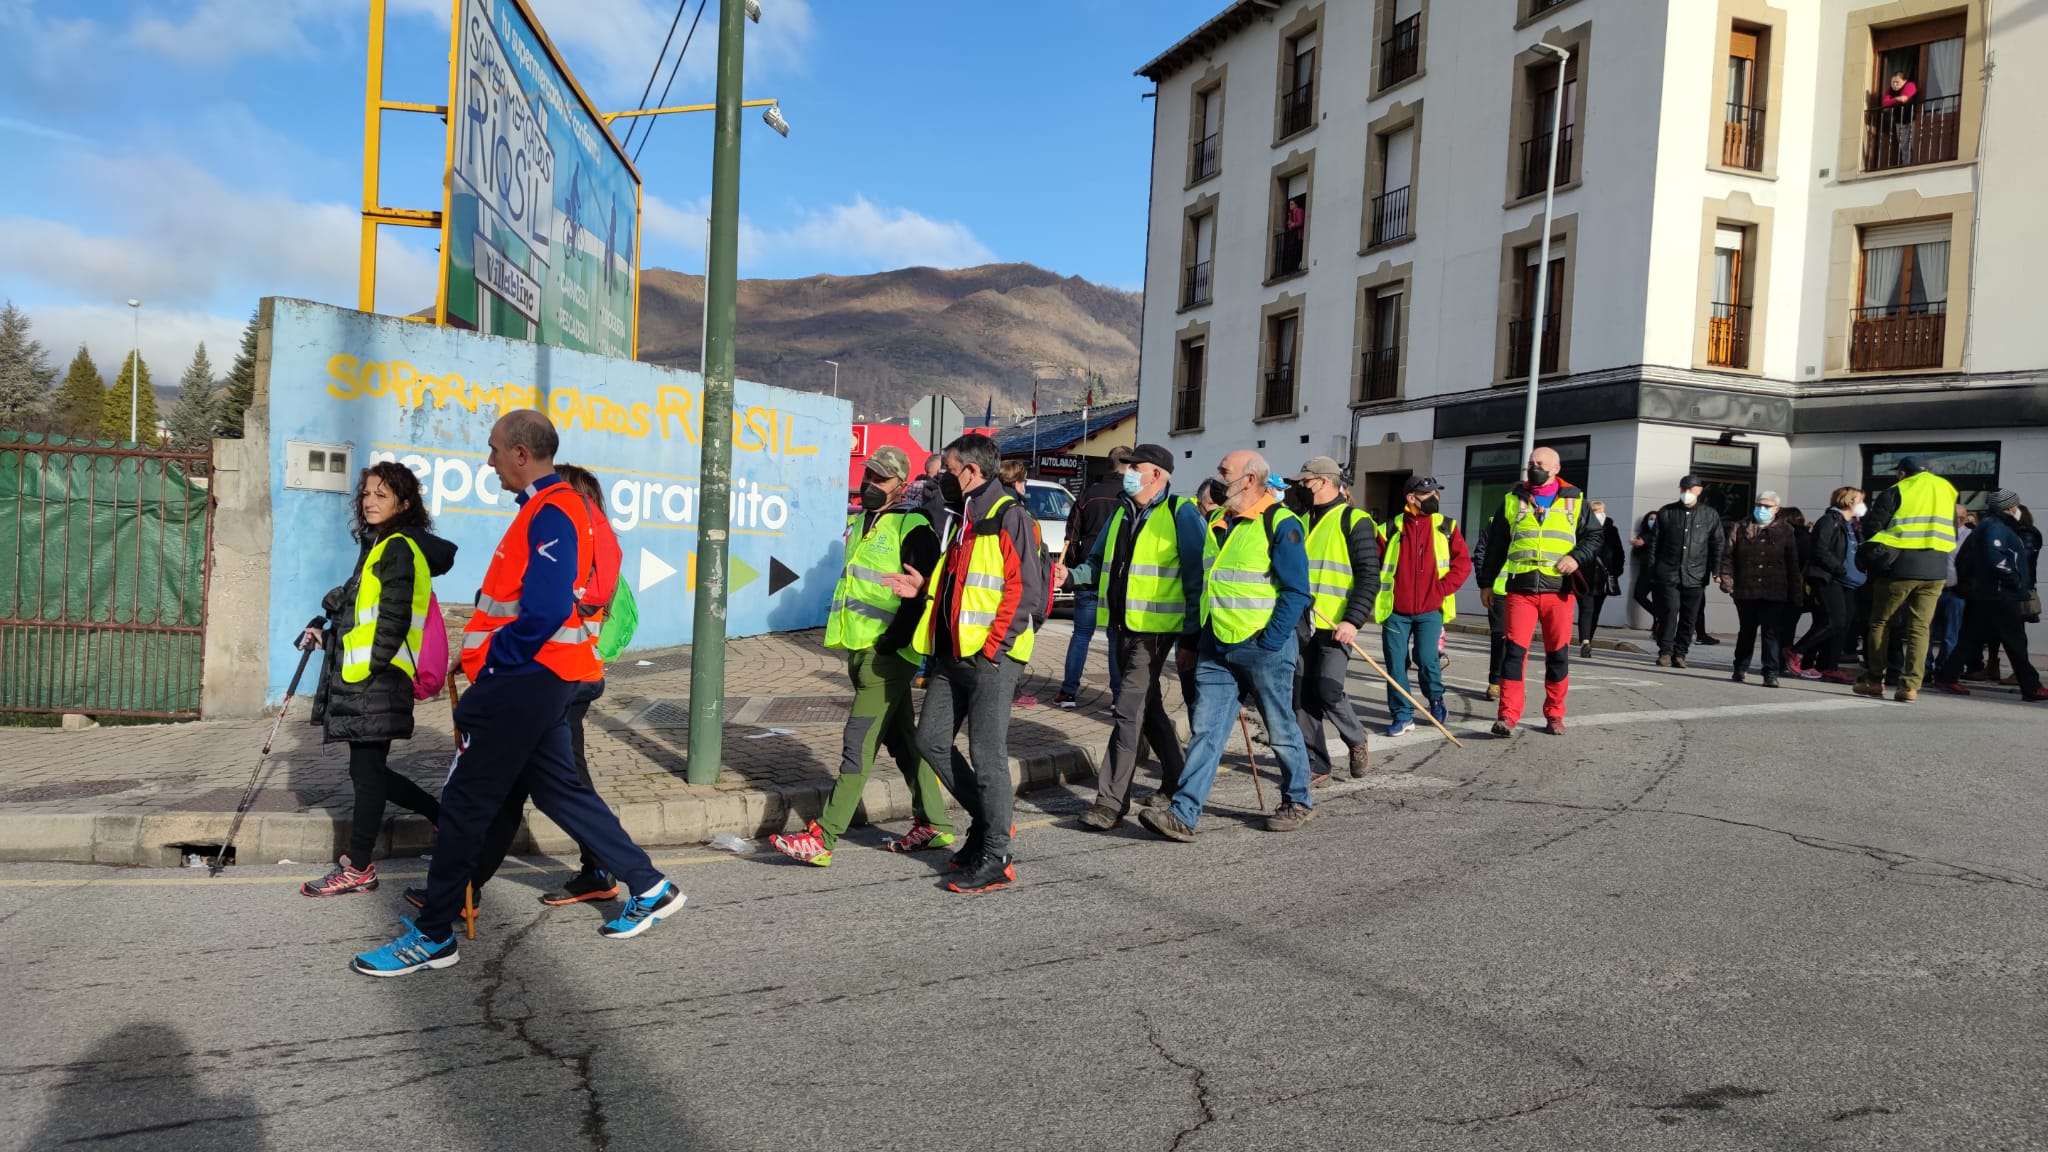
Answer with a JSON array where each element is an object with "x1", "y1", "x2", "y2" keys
[
  {"x1": 1171, "y1": 637, "x2": 1312, "y2": 829},
  {"x1": 1380, "y1": 612, "x2": 1444, "y2": 724},
  {"x1": 1060, "y1": 589, "x2": 1122, "y2": 700},
  {"x1": 1928, "y1": 590, "x2": 1964, "y2": 672}
]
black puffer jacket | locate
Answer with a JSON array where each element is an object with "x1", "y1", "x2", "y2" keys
[
  {"x1": 1722, "y1": 519, "x2": 1803, "y2": 604},
  {"x1": 312, "y1": 530, "x2": 458, "y2": 744}
]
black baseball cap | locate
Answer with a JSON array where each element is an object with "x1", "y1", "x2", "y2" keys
[
  {"x1": 1404, "y1": 475, "x2": 1442, "y2": 495},
  {"x1": 1679, "y1": 474, "x2": 1703, "y2": 489},
  {"x1": 1126, "y1": 443, "x2": 1175, "y2": 473}
]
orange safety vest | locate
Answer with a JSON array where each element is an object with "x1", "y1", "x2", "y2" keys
[{"x1": 461, "y1": 481, "x2": 604, "y2": 682}]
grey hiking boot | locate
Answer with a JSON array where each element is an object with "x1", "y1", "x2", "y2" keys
[
  {"x1": 1347, "y1": 742, "x2": 1371, "y2": 778},
  {"x1": 1077, "y1": 805, "x2": 1121, "y2": 832},
  {"x1": 1138, "y1": 807, "x2": 1196, "y2": 843},
  {"x1": 1266, "y1": 802, "x2": 1317, "y2": 833}
]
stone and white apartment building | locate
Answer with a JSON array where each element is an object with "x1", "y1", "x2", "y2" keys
[{"x1": 1133, "y1": 0, "x2": 2046, "y2": 626}]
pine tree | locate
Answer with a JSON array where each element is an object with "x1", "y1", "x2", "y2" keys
[
  {"x1": 51, "y1": 345, "x2": 107, "y2": 439},
  {"x1": 168, "y1": 343, "x2": 218, "y2": 451},
  {"x1": 103, "y1": 352, "x2": 159, "y2": 445},
  {"x1": 0, "y1": 300, "x2": 57, "y2": 423},
  {"x1": 213, "y1": 306, "x2": 259, "y2": 438}
]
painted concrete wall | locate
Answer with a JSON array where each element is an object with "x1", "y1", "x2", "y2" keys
[{"x1": 247, "y1": 298, "x2": 850, "y2": 706}]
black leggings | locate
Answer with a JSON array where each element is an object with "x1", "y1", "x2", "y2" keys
[{"x1": 347, "y1": 741, "x2": 441, "y2": 865}]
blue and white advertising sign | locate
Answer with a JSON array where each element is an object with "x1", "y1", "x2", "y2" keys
[{"x1": 263, "y1": 298, "x2": 849, "y2": 702}]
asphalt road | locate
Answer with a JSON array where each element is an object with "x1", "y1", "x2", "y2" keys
[{"x1": 4, "y1": 637, "x2": 2045, "y2": 1151}]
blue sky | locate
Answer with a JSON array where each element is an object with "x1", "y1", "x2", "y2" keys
[{"x1": 0, "y1": 0, "x2": 1212, "y2": 376}]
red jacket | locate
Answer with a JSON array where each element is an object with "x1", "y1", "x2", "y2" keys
[{"x1": 1389, "y1": 510, "x2": 1473, "y2": 617}]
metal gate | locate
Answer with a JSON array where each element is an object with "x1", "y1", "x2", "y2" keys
[{"x1": 0, "y1": 432, "x2": 214, "y2": 717}]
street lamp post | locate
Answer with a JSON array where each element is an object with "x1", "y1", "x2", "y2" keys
[
  {"x1": 126, "y1": 299, "x2": 141, "y2": 443},
  {"x1": 822, "y1": 359, "x2": 839, "y2": 398},
  {"x1": 1520, "y1": 42, "x2": 1570, "y2": 454},
  {"x1": 685, "y1": 0, "x2": 752, "y2": 786}
]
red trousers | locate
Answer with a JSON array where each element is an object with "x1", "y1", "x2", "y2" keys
[{"x1": 1500, "y1": 591, "x2": 1573, "y2": 724}]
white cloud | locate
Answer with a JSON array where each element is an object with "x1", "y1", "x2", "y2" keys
[
  {"x1": 642, "y1": 193, "x2": 995, "y2": 276},
  {"x1": 393, "y1": 0, "x2": 812, "y2": 101},
  {"x1": 128, "y1": 0, "x2": 331, "y2": 64},
  {"x1": 24, "y1": 302, "x2": 250, "y2": 391},
  {"x1": 0, "y1": 115, "x2": 89, "y2": 145},
  {"x1": 0, "y1": 149, "x2": 438, "y2": 320}
]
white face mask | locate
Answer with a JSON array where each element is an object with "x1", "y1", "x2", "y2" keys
[
  {"x1": 1591, "y1": 512, "x2": 1606, "y2": 526},
  {"x1": 1680, "y1": 492, "x2": 1699, "y2": 507},
  {"x1": 1851, "y1": 501, "x2": 1868, "y2": 519}
]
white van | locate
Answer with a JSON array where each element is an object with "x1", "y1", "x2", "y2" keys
[{"x1": 1021, "y1": 480, "x2": 1075, "y2": 612}]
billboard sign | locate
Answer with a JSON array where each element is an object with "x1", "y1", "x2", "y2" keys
[
  {"x1": 262, "y1": 299, "x2": 850, "y2": 702},
  {"x1": 444, "y1": 0, "x2": 639, "y2": 359}
]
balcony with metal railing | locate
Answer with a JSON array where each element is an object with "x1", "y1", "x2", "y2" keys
[
  {"x1": 1863, "y1": 95, "x2": 1961, "y2": 172},
  {"x1": 1261, "y1": 364, "x2": 1297, "y2": 418},
  {"x1": 1280, "y1": 82, "x2": 1314, "y2": 137},
  {"x1": 1722, "y1": 103, "x2": 1766, "y2": 170},
  {"x1": 1181, "y1": 261, "x2": 1212, "y2": 309},
  {"x1": 1708, "y1": 303, "x2": 1751, "y2": 368},
  {"x1": 1173, "y1": 384, "x2": 1203, "y2": 432},
  {"x1": 1369, "y1": 185, "x2": 1411, "y2": 247},
  {"x1": 1507, "y1": 314, "x2": 1561, "y2": 378},
  {"x1": 1380, "y1": 15, "x2": 1419, "y2": 89},
  {"x1": 1360, "y1": 348, "x2": 1399, "y2": 403},
  {"x1": 1518, "y1": 123, "x2": 1574, "y2": 200},
  {"x1": 1850, "y1": 302, "x2": 1947, "y2": 371},
  {"x1": 1188, "y1": 132, "x2": 1220, "y2": 184},
  {"x1": 1271, "y1": 229, "x2": 1305, "y2": 278}
]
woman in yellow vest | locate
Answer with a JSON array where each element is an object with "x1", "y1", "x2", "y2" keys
[{"x1": 301, "y1": 462, "x2": 457, "y2": 898}]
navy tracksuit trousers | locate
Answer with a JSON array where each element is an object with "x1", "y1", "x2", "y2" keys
[{"x1": 416, "y1": 668, "x2": 661, "y2": 942}]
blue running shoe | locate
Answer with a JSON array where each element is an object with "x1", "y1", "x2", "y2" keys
[
  {"x1": 1384, "y1": 719, "x2": 1414, "y2": 737},
  {"x1": 1429, "y1": 699, "x2": 1448, "y2": 724},
  {"x1": 600, "y1": 880, "x2": 685, "y2": 939},
  {"x1": 351, "y1": 918, "x2": 459, "y2": 978}
]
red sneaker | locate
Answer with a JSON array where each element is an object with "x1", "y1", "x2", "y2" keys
[
  {"x1": 769, "y1": 821, "x2": 833, "y2": 867},
  {"x1": 884, "y1": 823, "x2": 958, "y2": 854},
  {"x1": 301, "y1": 855, "x2": 378, "y2": 897},
  {"x1": 1931, "y1": 680, "x2": 1970, "y2": 696},
  {"x1": 1818, "y1": 669, "x2": 1855, "y2": 684}
]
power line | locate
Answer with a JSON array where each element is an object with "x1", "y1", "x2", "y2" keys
[
  {"x1": 621, "y1": 0, "x2": 690, "y2": 152},
  {"x1": 633, "y1": 0, "x2": 709, "y2": 166}
]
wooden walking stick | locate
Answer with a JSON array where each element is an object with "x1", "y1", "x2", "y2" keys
[
  {"x1": 1236, "y1": 713, "x2": 1269, "y2": 812},
  {"x1": 1312, "y1": 606, "x2": 1464, "y2": 748}
]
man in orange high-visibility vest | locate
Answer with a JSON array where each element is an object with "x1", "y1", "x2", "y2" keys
[{"x1": 351, "y1": 410, "x2": 682, "y2": 978}]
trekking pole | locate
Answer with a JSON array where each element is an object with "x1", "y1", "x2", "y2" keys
[
  {"x1": 1311, "y1": 606, "x2": 1464, "y2": 749},
  {"x1": 210, "y1": 620, "x2": 322, "y2": 876},
  {"x1": 1236, "y1": 713, "x2": 1269, "y2": 812}
]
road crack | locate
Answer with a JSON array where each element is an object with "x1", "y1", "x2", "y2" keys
[
  {"x1": 1137, "y1": 1010, "x2": 1217, "y2": 1151},
  {"x1": 476, "y1": 915, "x2": 609, "y2": 1151},
  {"x1": 1421, "y1": 1078, "x2": 1597, "y2": 1126}
]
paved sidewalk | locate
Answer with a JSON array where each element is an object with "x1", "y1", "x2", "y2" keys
[{"x1": 0, "y1": 624, "x2": 1143, "y2": 867}]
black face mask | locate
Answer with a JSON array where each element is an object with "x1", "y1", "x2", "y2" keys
[
  {"x1": 1283, "y1": 484, "x2": 1312, "y2": 512},
  {"x1": 1526, "y1": 465, "x2": 1552, "y2": 487},
  {"x1": 859, "y1": 482, "x2": 888, "y2": 512},
  {"x1": 938, "y1": 472, "x2": 965, "y2": 506},
  {"x1": 1418, "y1": 495, "x2": 1441, "y2": 516}
]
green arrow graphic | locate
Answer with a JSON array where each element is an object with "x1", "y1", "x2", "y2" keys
[{"x1": 730, "y1": 555, "x2": 760, "y2": 592}]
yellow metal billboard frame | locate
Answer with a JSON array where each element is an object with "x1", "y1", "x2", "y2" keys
[{"x1": 358, "y1": 0, "x2": 668, "y2": 358}]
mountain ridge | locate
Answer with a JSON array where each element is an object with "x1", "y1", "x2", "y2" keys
[{"x1": 633, "y1": 262, "x2": 1141, "y2": 419}]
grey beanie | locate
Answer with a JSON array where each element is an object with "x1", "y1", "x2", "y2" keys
[{"x1": 1987, "y1": 489, "x2": 2020, "y2": 513}]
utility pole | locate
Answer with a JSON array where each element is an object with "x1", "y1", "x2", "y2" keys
[{"x1": 686, "y1": 0, "x2": 748, "y2": 786}]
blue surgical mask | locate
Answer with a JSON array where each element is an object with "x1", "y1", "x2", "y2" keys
[
  {"x1": 1753, "y1": 506, "x2": 1774, "y2": 525},
  {"x1": 1121, "y1": 468, "x2": 1144, "y2": 498}
]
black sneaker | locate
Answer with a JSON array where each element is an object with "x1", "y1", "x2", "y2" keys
[
  {"x1": 949, "y1": 829, "x2": 986, "y2": 872},
  {"x1": 541, "y1": 868, "x2": 619, "y2": 906},
  {"x1": 946, "y1": 855, "x2": 1014, "y2": 893},
  {"x1": 1695, "y1": 634, "x2": 1721, "y2": 646},
  {"x1": 1731, "y1": 670, "x2": 1747, "y2": 683},
  {"x1": 1490, "y1": 720, "x2": 1517, "y2": 738},
  {"x1": 1053, "y1": 692, "x2": 1078, "y2": 709}
]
